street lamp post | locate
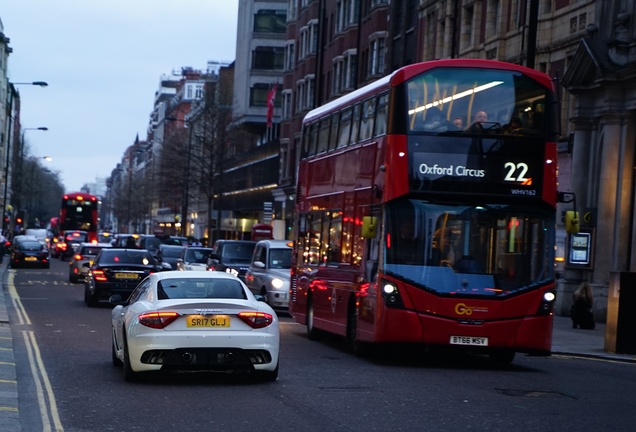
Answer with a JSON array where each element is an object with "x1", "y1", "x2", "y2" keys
[{"x1": 1, "y1": 80, "x2": 48, "y2": 234}]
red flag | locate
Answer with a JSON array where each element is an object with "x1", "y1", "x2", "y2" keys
[{"x1": 267, "y1": 83, "x2": 277, "y2": 127}]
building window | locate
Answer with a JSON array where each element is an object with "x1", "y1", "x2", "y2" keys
[
  {"x1": 309, "y1": 20, "x2": 319, "y2": 55},
  {"x1": 287, "y1": 0, "x2": 297, "y2": 21},
  {"x1": 254, "y1": 9, "x2": 286, "y2": 33},
  {"x1": 306, "y1": 75, "x2": 315, "y2": 110},
  {"x1": 345, "y1": 52, "x2": 357, "y2": 90},
  {"x1": 333, "y1": 57, "x2": 344, "y2": 95},
  {"x1": 461, "y1": 5, "x2": 474, "y2": 50},
  {"x1": 250, "y1": 83, "x2": 269, "y2": 107},
  {"x1": 282, "y1": 90, "x2": 292, "y2": 120},
  {"x1": 285, "y1": 41, "x2": 296, "y2": 71},
  {"x1": 252, "y1": 46, "x2": 285, "y2": 70},
  {"x1": 369, "y1": 36, "x2": 386, "y2": 77}
]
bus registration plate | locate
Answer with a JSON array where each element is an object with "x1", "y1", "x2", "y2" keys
[
  {"x1": 186, "y1": 315, "x2": 230, "y2": 328},
  {"x1": 450, "y1": 336, "x2": 488, "y2": 346}
]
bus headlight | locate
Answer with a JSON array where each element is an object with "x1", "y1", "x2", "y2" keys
[
  {"x1": 380, "y1": 280, "x2": 404, "y2": 309},
  {"x1": 537, "y1": 290, "x2": 556, "y2": 316}
]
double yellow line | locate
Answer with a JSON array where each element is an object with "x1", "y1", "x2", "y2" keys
[{"x1": 7, "y1": 271, "x2": 64, "y2": 432}]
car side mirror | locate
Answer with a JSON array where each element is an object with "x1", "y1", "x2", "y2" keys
[{"x1": 253, "y1": 261, "x2": 266, "y2": 269}]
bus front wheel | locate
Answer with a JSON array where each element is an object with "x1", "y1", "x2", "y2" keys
[
  {"x1": 347, "y1": 298, "x2": 369, "y2": 357},
  {"x1": 306, "y1": 295, "x2": 321, "y2": 341}
]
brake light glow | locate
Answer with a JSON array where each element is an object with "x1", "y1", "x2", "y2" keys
[
  {"x1": 74, "y1": 254, "x2": 82, "y2": 261},
  {"x1": 92, "y1": 269, "x2": 107, "y2": 282},
  {"x1": 238, "y1": 311, "x2": 274, "y2": 328},
  {"x1": 138, "y1": 311, "x2": 180, "y2": 329}
]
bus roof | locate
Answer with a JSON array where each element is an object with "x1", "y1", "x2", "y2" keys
[{"x1": 303, "y1": 59, "x2": 554, "y2": 124}]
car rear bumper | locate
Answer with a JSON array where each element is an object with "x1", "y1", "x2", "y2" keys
[{"x1": 127, "y1": 331, "x2": 279, "y2": 373}]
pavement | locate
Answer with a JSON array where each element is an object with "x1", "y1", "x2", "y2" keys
[{"x1": 0, "y1": 261, "x2": 634, "y2": 431}]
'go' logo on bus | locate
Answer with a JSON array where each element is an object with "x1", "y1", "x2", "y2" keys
[{"x1": 455, "y1": 303, "x2": 488, "y2": 315}]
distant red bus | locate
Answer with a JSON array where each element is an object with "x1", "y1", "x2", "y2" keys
[
  {"x1": 60, "y1": 192, "x2": 99, "y2": 243},
  {"x1": 289, "y1": 59, "x2": 558, "y2": 363}
]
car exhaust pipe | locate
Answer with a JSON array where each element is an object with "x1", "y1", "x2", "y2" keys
[{"x1": 181, "y1": 352, "x2": 194, "y2": 363}]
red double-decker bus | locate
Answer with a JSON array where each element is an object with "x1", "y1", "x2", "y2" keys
[
  {"x1": 59, "y1": 192, "x2": 99, "y2": 243},
  {"x1": 289, "y1": 59, "x2": 558, "y2": 363}
]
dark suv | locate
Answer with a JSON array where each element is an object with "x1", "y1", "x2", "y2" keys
[{"x1": 206, "y1": 240, "x2": 257, "y2": 282}]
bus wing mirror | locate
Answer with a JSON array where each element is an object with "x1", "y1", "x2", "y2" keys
[
  {"x1": 565, "y1": 211, "x2": 579, "y2": 234},
  {"x1": 361, "y1": 216, "x2": 377, "y2": 239}
]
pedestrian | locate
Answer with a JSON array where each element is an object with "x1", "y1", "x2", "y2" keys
[
  {"x1": 570, "y1": 281, "x2": 595, "y2": 329},
  {"x1": 192, "y1": 238, "x2": 203, "y2": 247}
]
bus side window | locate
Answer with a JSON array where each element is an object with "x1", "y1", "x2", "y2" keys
[
  {"x1": 308, "y1": 123, "x2": 319, "y2": 157},
  {"x1": 374, "y1": 94, "x2": 388, "y2": 137},
  {"x1": 337, "y1": 108, "x2": 352, "y2": 148},
  {"x1": 328, "y1": 113, "x2": 340, "y2": 151},
  {"x1": 359, "y1": 98, "x2": 376, "y2": 141},
  {"x1": 350, "y1": 103, "x2": 361, "y2": 144},
  {"x1": 317, "y1": 117, "x2": 330, "y2": 154},
  {"x1": 301, "y1": 126, "x2": 311, "y2": 158}
]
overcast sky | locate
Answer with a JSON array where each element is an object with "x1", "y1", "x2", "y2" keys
[{"x1": 1, "y1": 0, "x2": 239, "y2": 193}]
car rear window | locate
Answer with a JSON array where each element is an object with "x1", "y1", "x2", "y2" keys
[
  {"x1": 82, "y1": 247, "x2": 104, "y2": 255},
  {"x1": 161, "y1": 247, "x2": 185, "y2": 258},
  {"x1": 99, "y1": 250, "x2": 152, "y2": 265},
  {"x1": 186, "y1": 248, "x2": 211, "y2": 263},
  {"x1": 157, "y1": 278, "x2": 247, "y2": 300},
  {"x1": 221, "y1": 243, "x2": 255, "y2": 261}
]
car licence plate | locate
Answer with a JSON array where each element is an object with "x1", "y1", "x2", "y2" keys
[
  {"x1": 25, "y1": 257, "x2": 38, "y2": 261},
  {"x1": 186, "y1": 315, "x2": 230, "y2": 328},
  {"x1": 450, "y1": 336, "x2": 489, "y2": 346},
  {"x1": 115, "y1": 273, "x2": 139, "y2": 279}
]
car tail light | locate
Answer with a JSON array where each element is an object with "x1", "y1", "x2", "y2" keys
[
  {"x1": 92, "y1": 269, "x2": 107, "y2": 282},
  {"x1": 238, "y1": 311, "x2": 274, "y2": 328},
  {"x1": 138, "y1": 312, "x2": 180, "y2": 329},
  {"x1": 74, "y1": 254, "x2": 82, "y2": 261}
]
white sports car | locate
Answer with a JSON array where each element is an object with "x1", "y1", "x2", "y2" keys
[{"x1": 110, "y1": 271, "x2": 279, "y2": 382}]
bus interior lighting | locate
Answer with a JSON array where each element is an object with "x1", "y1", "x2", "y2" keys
[{"x1": 408, "y1": 80, "x2": 505, "y2": 116}]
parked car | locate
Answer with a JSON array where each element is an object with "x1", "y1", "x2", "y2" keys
[
  {"x1": 60, "y1": 230, "x2": 89, "y2": 260},
  {"x1": 155, "y1": 244, "x2": 186, "y2": 270},
  {"x1": 175, "y1": 247, "x2": 212, "y2": 271},
  {"x1": 109, "y1": 271, "x2": 279, "y2": 382},
  {"x1": 206, "y1": 240, "x2": 257, "y2": 282},
  {"x1": 245, "y1": 240, "x2": 292, "y2": 310},
  {"x1": 69, "y1": 242, "x2": 112, "y2": 283},
  {"x1": 84, "y1": 248, "x2": 162, "y2": 306},
  {"x1": 10, "y1": 239, "x2": 50, "y2": 269}
]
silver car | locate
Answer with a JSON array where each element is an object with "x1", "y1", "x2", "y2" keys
[
  {"x1": 245, "y1": 240, "x2": 292, "y2": 309},
  {"x1": 68, "y1": 242, "x2": 112, "y2": 283}
]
